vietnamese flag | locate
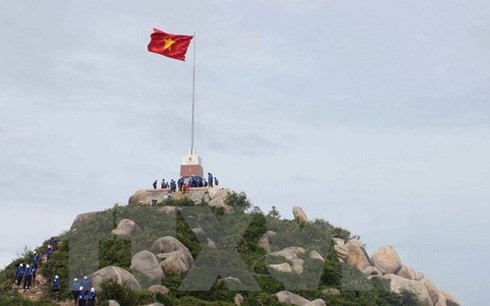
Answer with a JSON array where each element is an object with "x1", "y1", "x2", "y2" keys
[{"x1": 148, "y1": 28, "x2": 193, "y2": 61}]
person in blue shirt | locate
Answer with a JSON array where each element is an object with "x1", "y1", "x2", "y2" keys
[
  {"x1": 31, "y1": 266, "x2": 37, "y2": 288},
  {"x1": 23, "y1": 264, "x2": 33, "y2": 291},
  {"x1": 214, "y1": 177, "x2": 219, "y2": 187},
  {"x1": 52, "y1": 275, "x2": 60, "y2": 300},
  {"x1": 32, "y1": 251, "x2": 40, "y2": 268},
  {"x1": 170, "y1": 179, "x2": 176, "y2": 192},
  {"x1": 208, "y1": 172, "x2": 213, "y2": 187},
  {"x1": 46, "y1": 245, "x2": 54, "y2": 259},
  {"x1": 78, "y1": 286, "x2": 87, "y2": 306},
  {"x1": 49, "y1": 237, "x2": 55, "y2": 248},
  {"x1": 87, "y1": 288, "x2": 97, "y2": 306},
  {"x1": 71, "y1": 278, "x2": 81, "y2": 304},
  {"x1": 15, "y1": 263, "x2": 25, "y2": 286},
  {"x1": 81, "y1": 276, "x2": 91, "y2": 291}
]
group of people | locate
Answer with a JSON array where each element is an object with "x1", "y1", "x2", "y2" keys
[
  {"x1": 152, "y1": 172, "x2": 219, "y2": 192},
  {"x1": 14, "y1": 237, "x2": 57, "y2": 292},
  {"x1": 71, "y1": 276, "x2": 97, "y2": 306}
]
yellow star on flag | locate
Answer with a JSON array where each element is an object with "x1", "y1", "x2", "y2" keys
[{"x1": 163, "y1": 37, "x2": 176, "y2": 50}]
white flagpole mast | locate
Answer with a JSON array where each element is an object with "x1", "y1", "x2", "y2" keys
[{"x1": 190, "y1": 32, "x2": 196, "y2": 155}]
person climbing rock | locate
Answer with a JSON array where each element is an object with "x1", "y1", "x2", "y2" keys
[
  {"x1": 15, "y1": 263, "x2": 24, "y2": 286},
  {"x1": 52, "y1": 275, "x2": 60, "y2": 300},
  {"x1": 208, "y1": 172, "x2": 213, "y2": 187},
  {"x1": 81, "y1": 276, "x2": 91, "y2": 291},
  {"x1": 46, "y1": 245, "x2": 54, "y2": 259},
  {"x1": 78, "y1": 286, "x2": 87, "y2": 306},
  {"x1": 31, "y1": 265, "x2": 37, "y2": 288},
  {"x1": 71, "y1": 278, "x2": 81, "y2": 304},
  {"x1": 214, "y1": 177, "x2": 219, "y2": 187},
  {"x1": 23, "y1": 264, "x2": 32, "y2": 291},
  {"x1": 32, "y1": 251, "x2": 39, "y2": 268},
  {"x1": 87, "y1": 287, "x2": 97, "y2": 306}
]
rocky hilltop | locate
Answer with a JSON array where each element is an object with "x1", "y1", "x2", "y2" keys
[{"x1": 0, "y1": 187, "x2": 461, "y2": 306}]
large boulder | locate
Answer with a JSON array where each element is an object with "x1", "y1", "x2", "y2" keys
[
  {"x1": 362, "y1": 266, "x2": 383, "y2": 277},
  {"x1": 148, "y1": 285, "x2": 169, "y2": 295},
  {"x1": 234, "y1": 293, "x2": 244, "y2": 305},
  {"x1": 346, "y1": 238, "x2": 365, "y2": 248},
  {"x1": 258, "y1": 230, "x2": 277, "y2": 252},
  {"x1": 292, "y1": 206, "x2": 309, "y2": 224},
  {"x1": 309, "y1": 250, "x2": 324, "y2": 262},
  {"x1": 207, "y1": 189, "x2": 232, "y2": 211},
  {"x1": 111, "y1": 219, "x2": 141, "y2": 236},
  {"x1": 152, "y1": 236, "x2": 192, "y2": 259},
  {"x1": 305, "y1": 299, "x2": 326, "y2": 306},
  {"x1": 435, "y1": 293, "x2": 447, "y2": 306},
  {"x1": 128, "y1": 189, "x2": 147, "y2": 205},
  {"x1": 269, "y1": 263, "x2": 293, "y2": 273},
  {"x1": 270, "y1": 247, "x2": 305, "y2": 261},
  {"x1": 89, "y1": 266, "x2": 141, "y2": 291},
  {"x1": 158, "y1": 250, "x2": 192, "y2": 275},
  {"x1": 345, "y1": 240, "x2": 371, "y2": 271},
  {"x1": 152, "y1": 237, "x2": 194, "y2": 275},
  {"x1": 371, "y1": 246, "x2": 402, "y2": 274},
  {"x1": 397, "y1": 265, "x2": 417, "y2": 280},
  {"x1": 421, "y1": 278, "x2": 441, "y2": 305},
  {"x1": 383, "y1": 274, "x2": 433, "y2": 306},
  {"x1": 442, "y1": 291, "x2": 462, "y2": 306},
  {"x1": 71, "y1": 212, "x2": 98, "y2": 230},
  {"x1": 130, "y1": 251, "x2": 164, "y2": 280},
  {"x1": 276, "y1": 290, "x2": 310, "y2": 305},
  {"x1": 291, "y1": 258, "x2": 304, "y2": 274},
  {"x1": 334, "y1": 244, "x2": 349, "y2": 261}
]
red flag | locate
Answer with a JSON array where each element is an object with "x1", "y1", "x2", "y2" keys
[{"x1": 148, "y1": 28, "x2": 193, "y2": 61}]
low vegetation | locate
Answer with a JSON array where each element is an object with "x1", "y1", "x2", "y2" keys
[{"x1": 0, "y1": 193, "x2": 421, "y2": 306}]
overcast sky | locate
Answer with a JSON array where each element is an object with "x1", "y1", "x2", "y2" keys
[{"x1": 1, "y1": 1, "x2": 489, "y2": 305}]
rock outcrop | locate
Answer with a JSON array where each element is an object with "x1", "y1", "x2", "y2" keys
[
  {"x1": 258, "y1": 230, "x2": 277, "y2": 252},
  {"x1": 130, "y1": 250, "x2": 164, "y2": 280},
  {"x1": 152, "y1": 236, "x2": 194, "y2": 276},
  {"x1": 345, "y1": 239, "x2": 371, "y2": 271},
  {"x1": 148, "y1": 285, "x2": 169, "y2": 295},
  {"x1": 397, "y1": 265, "x2": 417, "y2": 280},
  {"x1": 292, "y1": 206, "x2": 309, "y2": 224},
  {"x1": 305, "y1": 299, "x2": 327, "y2": 306},
  {"x1": 269, "y1": 263, "x2": 293, "y2": 273},
  {"x1": 276, "y1": 291, "x2": 311, "y2": 305},
  {"x1": 71, "y1": 212, "x2": 98, "y2": 230},
  {"x1": 371, "y1": 246, "x2": 402, "y2": 274},
  {"x1": 128, "y1": 189, "x2": 147, "y2": 205},
  {"x1": 383, "y1": 274, "x2": 433, "y2": 306},
  {"x1": 111, "y1": 219, "x2": 140, "y2": 236},
  {"x1": 89, "y1": 266, "x2": 141, "y2": 291}
]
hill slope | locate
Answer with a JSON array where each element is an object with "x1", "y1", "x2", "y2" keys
[{"x1": 0, "y1": 188, "x2": 460, "y2": 306}]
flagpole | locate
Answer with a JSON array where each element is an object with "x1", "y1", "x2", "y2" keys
[{"x1": 191, "y1": 32, "x2": 196, "y2": 155}]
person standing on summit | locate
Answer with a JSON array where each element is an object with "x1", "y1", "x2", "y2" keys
[
  {"x1": 208, "y1": 172, "x2": 213, "y2": 187},
  {"x1": 152, "y1": 180, "x2": 157, "y2": 189}
]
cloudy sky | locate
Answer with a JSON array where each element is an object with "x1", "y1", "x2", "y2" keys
[{"x1": 1, "y1": 0, "x2": 489, "y2": 304}]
